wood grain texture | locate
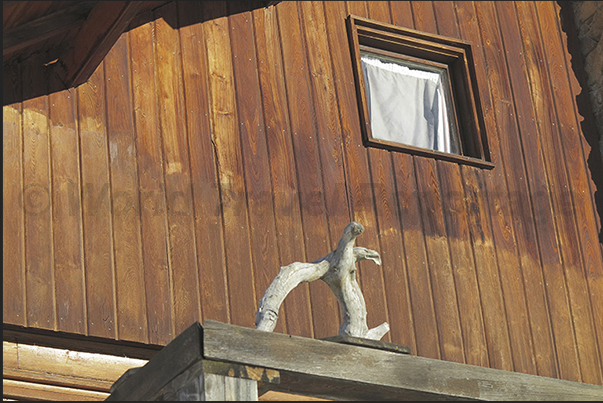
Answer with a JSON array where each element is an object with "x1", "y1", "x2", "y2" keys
[
  {"x1": 415, "y1": 157, "x2": 465, "y2": 364},
  {"x1": 227, "y1": 2, "x2": 285, "y2": 335},
  {"x1": 498, "y1": 0, "x2": 583, "y2": 381},
  {"x1": 438, "y1": 161, "x2": 489, "y2": 368},
  {"x1": 302, "y1": 1, "x2": 390, "y2": 339},
  {"x1": 153, "y1": 1, "x2": 201, "y2": 337},
  {"x1": 3, "y1": 1, "x2": 55, "y2": 31},
  {"x1": 3, "y1": 61, "x2": 26, "y2": 326},
  {"x1": 513, "y1": 1, "x2": 582, "y2": 380},
  {"x1": 477, "y1": 0, "x2": 571, "y2": 377},
  {"x1": 536, "y1": 0, "x2": 603, "y2": 383},
  {"x1": 178, "y1": 1, "x2": 230, "y2": 326},
  {"x1": 379, "y1": 1, "x2": 418, "y2": 353},
  {"x1": 128, "y1": 17, "x2": 173, "y2": 345},
  {"x1": 252, "y1": 4, "x2": 312, "y2": 338},
  {"x1": 431, "y1": 1, "x2": 489, "y2": 369},
  {"x1": 324, "y1": 0, "x2": 409, "y2": 347},
  {"x1": 49, "y1": 87, "x2": 86, "y2": 334},
  {"x1": 3, "y1": 379, "x2": 109, "y2": 401},
  {"x1": 202, "y1": 1, "x2": 258, "y2": 328},
  {"x1": 298, "y1": 1, "x2": 352, "y2": 246},
  {"x1": 402, "y1": 2, "x2": 467, "y2": 365},
  {"x1": 486, "y1": 0, "x2": 552, "y2": 378},
  {"x1": 276, "y1": 0, "x2": 339, "y2": 338},
  {"x1": 360, "y1": 0, "x2": 408, "y2": 346},
  {"x1": 4, "y1": 341, "x2": 147, "y2": 390},
  {"x1": 377, "y1": 1, "x2": 441, "y2": 360},
  {"x1": 460, "y1": 0, "x2": 535, "y2": 373},
  {"x1": 77, "y1": 63, "x2": 116, "y2": 339},
  {"x1": 552, "y1": 0, "x2": 603, "y2": 378},
  {"x1": 202, "y1": 320, "x2": 603, "y2": 401},
  {"x1": 103, "y1": 34, "x2": 147, "y2": 342},
  {"x1": 2, "y1": 1, "x2": 92, "y2": 58},
  {"x1": 392, "y1": 153, "x2": 441, "y2": 359},
  {"x1": 3, "y1": 1, "x2": 603, "y2": 387},
  {"x1": 56, "y1": 1, "x2": 144, "y2": 87},
  {"x1": 454, "y1": 1, "x2": 515, "y2": 373},
  {"x1": 22, "y1": 57, "x2": 55, "y2": 331}
]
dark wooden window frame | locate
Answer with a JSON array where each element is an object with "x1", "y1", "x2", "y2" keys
[{"x1": 347, "y1": 15, "x2": 494, "y2": 169}]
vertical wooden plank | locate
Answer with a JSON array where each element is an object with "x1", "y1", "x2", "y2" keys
[
  {"x1": 252, "y1": 4, "x2": 313, "y2": 337},
  {"x1": 202, "y1": 1, "x2": 258, "y2": 328},
  {"x1": 454, "y1": 1, "x2": 514, "y2": 372},
  {"x1": 537, "y1": 0, "x2": 603, "y2": 382},
  {"x1": 358, "y1": 0, "x2": 412, "y2": 347},
  {"x1": 3, "y1": 61, "x2": 26, "y2": 326},
  {"x1": 393, "y1": 153, "x2": 441, "y2": 360},
  {"x1": 377, "y1": 1, "x2": 441, "y2": 359},
  {"x1": 49, "y1": 87, "x2": 86, "y2": 334},
  {"x1": 129, "y1": 15, "x2": 173, "y2": 345},
  {"x1": 554, "y1": 0, "x2": 603, "y2": 381},
  {"x1": 463, "y1": 165, "x2": 517, "y2": 371},
  {"x1": 498, "y1": 0, "x2": 588, "y2": 381},
  {"x1": 276, "y1": 0, "x2": 339, "y2": 338},
  {"x1": 414, "y1": 158, "x2": 465, "y2": 364},
  {"x1": 22, "y1": 58, "x2": 55, "y2": 330},
  {"x1": 154, "y1": 2, "x2": 202, "y2": 335},
  {"x1": 553, "y1": 0, "x2": 603, "y2": 377},
  {"x1": 391, "y1": 0, "x2": 465, "y2": 361},
  {"x1": 410, "y1": 0, "x2": 436, "y2": 32},
  {"x1": 298, "y1": 1, "x2": 352, "y2": 240},
  {"x1": 303, "y1": 0, "x2": 391, "y2": 338},
  {"x1": 432, "y1": 1, "x2": 461, "y2": 39},
  {"x1": 178, "y1": 1, "x2": 230, "y2": 325},
  {"x1": 389, "y1": 1, "x2": 413, "y2": 28},
  {"x1": 104, "y1": 34, "x2": 147, "y2": 342},
  {"x1": 227, "y1": 2, "x2": 285, "y2": 334},
  {"x1": 438, "y1": 161, "x2": 489, "y2": 368},
  {"x1": 432, "y1": 0, "x2": 489, "y2": 368},
  {"x1": 77, "y1": 62, "x2": 116, "y2": 339},
  {"x1": 328, "y1": 0, "x2": 415, "y2": 348},
  {"x1": 394, "y1": 0, "x2": 467, "y2": 364},
  {"x1": 470, "y1": 1, "x2": 543, "y2": 376}
]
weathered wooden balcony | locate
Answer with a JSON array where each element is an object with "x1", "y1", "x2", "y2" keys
[{"x1": 106, "y1": 320, "x2": 603, "y2": 401}]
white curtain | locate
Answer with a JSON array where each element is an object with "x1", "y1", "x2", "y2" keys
[{"x1": 361, "y1": 54, "x2": 456, "y2": 154}]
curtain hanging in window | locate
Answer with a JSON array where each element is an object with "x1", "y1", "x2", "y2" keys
[{"x1": 361, "y1": 54, "x2": 457, "y2": 154}]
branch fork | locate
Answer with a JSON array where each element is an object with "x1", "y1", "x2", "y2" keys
[{"x1": 255, "y1": 222, "x2": 389, "y2": 340}]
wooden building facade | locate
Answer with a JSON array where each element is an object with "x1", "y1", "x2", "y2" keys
[{"x1": 3, "y1": 0, "x2": 603, "y2": 399}]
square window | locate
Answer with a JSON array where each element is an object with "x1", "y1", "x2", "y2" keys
[{"x1": 347, "y1": 15, "x2": 493, "y2": 168}]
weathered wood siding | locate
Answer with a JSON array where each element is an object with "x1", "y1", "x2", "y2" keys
[{"x1": 3, "y1": 1, "x2": 602, "y2": 385}]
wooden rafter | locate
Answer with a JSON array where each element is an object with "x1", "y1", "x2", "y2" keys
[
  {"x1": 53, "y1": 1, "x2": 145, "y2": 87},
  {"x1": 2, "y1": 2, "x2": 95, "y2": 59}
]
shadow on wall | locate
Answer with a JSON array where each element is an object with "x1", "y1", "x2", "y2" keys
[
  {"x1": 2, "y1": 0, "x2": 272, "y2": 106},
  {"x1": 558, "y1": 1, "x2": 603, "y2": 244}
]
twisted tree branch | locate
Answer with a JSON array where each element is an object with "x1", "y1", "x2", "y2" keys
[{"x1": 255, "y1": 222, "x2": 389, "y2": 340}]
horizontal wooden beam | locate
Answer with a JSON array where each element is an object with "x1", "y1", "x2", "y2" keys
[
  {"x1": 202, "y1": 320, "x2": 603, "y2": 401},
  {"x1": 107, "y1": 320, "x2": 603, "y2": 401},
  {"x1": 3, "y1": 341, "x2": 147, "y2": 387},
  {"x1": 3, "y1": 324, "x2": 163, "y2": 359},
  {"x1": 2, "y1": 2, "x2": 95, "y2": 59},
  {"x1": 3, "y1": 379, "x2": 109, "y2": 401},
  {"x1": 3, "y1": 340, "x2": 147, "y2": 401}
]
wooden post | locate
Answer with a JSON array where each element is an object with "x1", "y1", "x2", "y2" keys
[
  {"x1": 106, "y1": 323, "x2": 279, "y2": 401},
  {"x1": 151, "y1": 360, "x2": 259, "y2": 401}
]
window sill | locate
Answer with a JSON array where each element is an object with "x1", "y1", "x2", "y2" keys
[{"x1": 365, "y1": 137, "x2": 495, "y2": 169}]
